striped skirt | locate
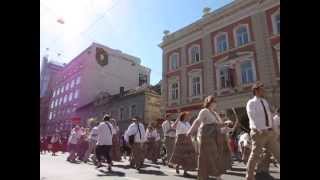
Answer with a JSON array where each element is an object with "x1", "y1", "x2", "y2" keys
[
  {"x1": 112, "y1": 134, "x2": 121, "y2": 161},
  {"x1": 169, "y1": 134, "x2": 197, "y2": 171},
  {"x1": 131, "y1": 143, "x2": 145, "y2": 168},
  {"x1": 198, "y1": 123, "x2": 231, "y2": 179}
]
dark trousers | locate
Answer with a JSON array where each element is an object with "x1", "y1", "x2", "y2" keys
[{"x1": 96, "y1": 145, "x2": 112, "y2": 164}]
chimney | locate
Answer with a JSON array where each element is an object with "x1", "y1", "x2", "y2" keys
[
  {"x1": 163, "y1": 30, "x2": 170, "y2": 40},
  {"x1": 202, "y1": 7, "x2": 211, "y2": 17},
  {"x1": 120, "y1": 87, "x2": 124, "y2": 97}
]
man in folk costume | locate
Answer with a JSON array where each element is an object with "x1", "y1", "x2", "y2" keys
[
  {"x1": 95, "y1": 114, "x2": 115, "y2": 171},
  {"x1": 245, "y1": 82, "x2": 280, "y2": 180},
  {"x1": 124, "y1": 117, "x2": 146, "y2": 170},
  {"x1": 161, "y1": 114, "x2": 176, "y2": 166},
  {"x1": 83, "y1": 121, "x2": 99, "y2": 163},
  {"x1": 145, "y1": 125, "x2": 157, "y2": 163},
  {"x1": 110, "y1": 118, "x2": 121, "y2": 161}
]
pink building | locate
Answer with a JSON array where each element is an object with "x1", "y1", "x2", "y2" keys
[{"x1": 46, "y1": 42, "x2": 150, "y2": 134}]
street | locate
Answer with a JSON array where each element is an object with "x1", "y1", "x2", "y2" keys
[{"x1": 40, "y1": 153, "x2": 280, "y2": 180}]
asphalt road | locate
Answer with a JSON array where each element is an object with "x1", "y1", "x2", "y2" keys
[{"x1": 40, "y1": 153, "x2": 280, "y2": 180}]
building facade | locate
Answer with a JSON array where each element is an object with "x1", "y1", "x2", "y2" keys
[
  {"x1": 40, "y1": 56, "x2": 64, "y2": 135},
  {"x1": 46, "y1": 42, "x2": 151, "y2": 135},
  {"x1": 75, "y1": 86, "x2": 161, "y2": 134},
  {"x1": 159, "y1": 0, "x2": 280, "y2": 122}
]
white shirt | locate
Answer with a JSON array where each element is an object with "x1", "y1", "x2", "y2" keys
[
  {"x1": 238, "y1": 133, "x2": 251, "y2": 151},
  {"x1": 162, "y1": 120, "x2": 176, "y2": 137},
  {"x1": 112, "y1": 126, "x2": 119, "y2": 135},
  {"x1": 194, "y1": 108, "x2": 220, "y2": 130},
  {"x1": 96, "y1": 122, "x2": 114, "y2": 146},
  {"x1": 176, "y1": 121, "x2": 191, "y2": 135},
  {"x1": 124, "y1": 122, "x2": 146, "y2": 143},
  {"x1": 146, "y1": 129, "x2": 161, "y2": 141},
  {"x1": 246, "y1": 96, "x2": 273, "y2": 130},
  {"x1": 68, "y1": 129, "x2": 81, "y2": 144},
  {"x1": 89, "y1": 127, "x2": 98, "y2": 141},
  {"x1": 273, "y1": 114, "x2": 280, "y2": 135}
]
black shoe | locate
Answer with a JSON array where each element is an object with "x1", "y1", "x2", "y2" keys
[
  {"x1": 176, "y1": 166, "x2": 180, "y2": 174},
  {"x1": 108, "y1": 166, "x2": 112, "y2": 172}
]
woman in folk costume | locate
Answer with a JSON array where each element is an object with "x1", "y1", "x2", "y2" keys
[
  {"x1": 110, "y1": 118, "x2": 121, "y2": 161},
  {"x1": 169, "y1": 111, "x2": 197, "y2": 176},
  {"x1": 145, "y1": 125, "x2": 158, "y2": 164},
  {"x1": 154, "y1": 126, "x2": 161, "y2": 164},
  {"x1": 124, "y1": 117, "x2": 146, "y2": 170},
  {"x1": 50, "y1": 133, "x2": 60, "y2": 156},
  {"x1": 187, "y1": 95, "x2": 230, "y2": 180}
]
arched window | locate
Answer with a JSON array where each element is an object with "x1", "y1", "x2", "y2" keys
[{"x1": 216, "y1": 33, "x2": 228, "y2": 53}]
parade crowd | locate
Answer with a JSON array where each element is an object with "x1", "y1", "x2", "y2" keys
[{"x1": 40, "y1": 82, "x2": 280, "y2": 180}]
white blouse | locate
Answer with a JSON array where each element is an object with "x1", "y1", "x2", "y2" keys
[
  {"x1": 176, "y1": 121, "x2": 191, "y2": 135},
  {"x1": 194, "y1": 108, "x2": 220, "y2": 129}
]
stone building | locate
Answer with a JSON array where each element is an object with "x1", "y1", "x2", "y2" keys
[
  {"x1": 75, "y1": 85, "x2": 161, "y2": 134},
  {"x1": 159, "y1": 0, "x2": 280, "y2": 125}
]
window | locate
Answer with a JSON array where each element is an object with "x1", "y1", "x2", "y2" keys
[
  {"x1": 190, "y1": 46, "x2": 200, "y2": 64},
  {"x1": 69, "y1": 92, "x2": 73, "y2": 102},
  {"x1": 59, "y1": 97, "x2": 63, "y2": 105},
  {"x1": 119, "y1": 108, "x2": 125, "y2": 121},
  {"x1": 131, "y1": 105, "x2": 136, "y2": 117},
  {"x1": 66, "y1": 83, "x2": 70, "y2": 91},
  {"x1": 272, "y1": 13, "x2": 280, "y2": 35},
  {"x1": 74, "y1": 89, "x2": 79, "y2": 99},
  {"x1": 219, "y1": 67, "x2": 234, "y2": 89},
  {"x1": 67, "y1": 108, "x2": 70, "y2": 114},
  {"x1": 191, "y1": 76, "x2": 201, "y2": 97},
  {"x1": 63, "y1": 95, "x2": 68, "y2": 104},
  {"x1": 171, "y1": 83, "x2": 179, "y2": 100},
  {"x1": 57, "y1": 88, "x2": 60, "y2": 96},
  {"x1": 76, "y1": 76, "x2": 81, "y2": 85},
  {"x1": 50, "y1": 101, "x2": 54, "y2": 109},
  {"x1": 71, "y1": 80, "x2": 75, "y2": 88},
  {"x1": 216, "y1": 34, "x2": 228, "y2": 53},
  {"x1": 170, "y1": 53, "x2": 178, "y2": 70},
  {"x1": 61, "y1": 85, "x2": 64, "y2": 93},
  {"x1": 54, "y1": 100, "x2": 58, "y2": 107},
  {"x1": 139, "y1": 73, "x2": 148, "y2": 86},
  {"x1": 236, "y1": 26, "x2": 249, "y2": 46},
  {"x1": 240, "y1": 61, "x2": 254, "y2": 84},
  {"x1": 52, "y1": 90, "x2": 56, "y2": 97},
  {"x1": 275, "y1": 14, "x2": 280, "y2": 34},
  {"x1": 49, "y1": 112, "x2": 52, "y2": 120}
]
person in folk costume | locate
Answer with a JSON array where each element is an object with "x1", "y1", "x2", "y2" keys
[
  {"x1": 145, "y1": 125, "x2": 159, "y2": 164},
  {"x1": 110, "y1": 118, "x2": 121, "y2": 162},
  {"x1": 256, "y1": 107, "x2": 280, "y2": 175},
  {"x1": 169, "y1": 111, "x2": 197, "y2": 177},
  {"x1": 40, "y1": 136, "x2": 45, "y2": 154},
  {"x1": 161, "y1": 114, "x2": 176, "y2": 167},
  {"x1": 78, "y1": 128, "x2": 90, "y2": 161},
  {"x1": 67, "y1": 125, "x2": 81, "y2": 162},
  {"x1": 47, "y1": 135, "x2": 53, "y2": 153},
  {"x1": 187, "y1": 95, "x2": 230, "y2": 180},
  {"x1": 50, "y1": 133, "x2": 60, "y2": 156},
  {"x1": 61, "y1": 135, "x2": 68, "y2": 154},
  {"x1": 238, "y1": 131, "x2": 252, "y2": 164},
  {"x1": 154, "y1": 124, "x2": 161, "y2": 164},
  {"x1": 124, "y1": 116, "x2": 146, "y2": 170},
  {"x1": 83, "y1": 121, "x2": 99, "y2": 163},
  {"x1": 121, "y1": 133, "x2": 131, "y2": 160},
  {"x1": 95, "y1": 114, "x2": 115, "y2": 171},
  {"x1": 245, "y1": 82, "x2": 280, "y2": 180}
]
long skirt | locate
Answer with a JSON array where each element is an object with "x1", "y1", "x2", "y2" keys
[
  {"x1": 145, "y1": 138, "x2": 157, "y2": 161},
  {"x1": 112, "y1": 135, "x2": 121, "y2": 161},
  {"x1": 164, "y1": 137, "x2": 175, "y2": 161},
  {"x1": 131, "y1": 143, "x2": 145, "y2": 168},
  {"x1": 198, "y1": 124, "x2": 231, "y2": 180},
  {"x1": 169, "y1": 134, "x2": 197, "y2": 171}
]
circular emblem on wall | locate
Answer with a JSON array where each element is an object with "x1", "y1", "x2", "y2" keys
[{"x1": 96, "y1": 47, "x2": 108, "y2": 66}]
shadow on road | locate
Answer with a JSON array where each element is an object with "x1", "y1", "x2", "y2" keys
[
  {"x1": 138, "y1": 169, "x2": 168, "y2": 176},
  {"x1": 230, "y1": 167, "x2": 247, "y2": 172},
  {"x1": 173, "y1": 174, "x2": 197, "y2": 179},
  {"x1": 112, "y1": 164, "x2": 132, "y2": 169},
  {"x1": 97, "y1": 169, "x2": 126, "y2": 177},
  {"x1": 225, "y1": 171, "x2": 246, "y2": 177},
  {"x1": 255, "y1": 172, "x2": 279, "y2": 180}
]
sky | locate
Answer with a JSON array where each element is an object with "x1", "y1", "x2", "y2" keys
[{"x1": 40, "y1": 0, "x2": 234, "y2": 85}]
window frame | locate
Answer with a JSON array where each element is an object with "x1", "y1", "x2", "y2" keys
[
  {"x1": 188, "y1": 44, "x2": 201, "y2": 64},
  {"x1": 168, "y1": 77, "x2": 180, "y2": 105},
  {"x1": 240, "y1": 60, "x2": 255, "y2": 85},
  {"x1": 234, "y1": 24, "x2": 251, "y2": 47},
  {"x1": 215, "y1": 32, "x2": 229, "y2": 54},
  {"x1": 188, "y1": 69, "x2": 203, "y2": 100},
  {"x1": 169, "y1": 52, "x2": 179, "y2": 71},
  {"x1": 271, "y1": 9, "x2": 280, "y2": 35},
  {"x1": 119, "y1": 107, "x2": 125, "y2": 121},
  {"x1": 76, "y1": 76, "x2": 81, "y2": 85}
]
